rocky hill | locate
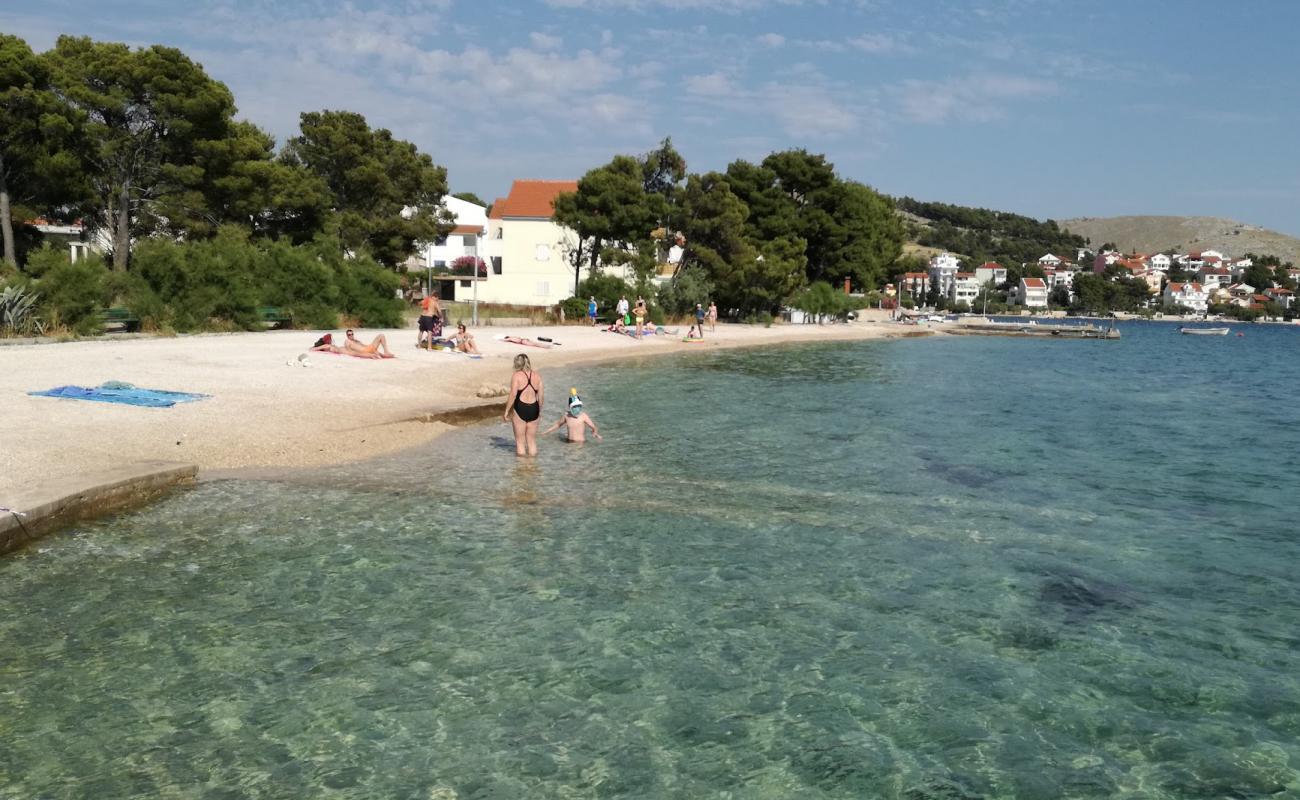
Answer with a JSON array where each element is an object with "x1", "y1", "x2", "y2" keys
[{"x1": 1060, "y1": 216, "x2": 1300, "y2": 264}]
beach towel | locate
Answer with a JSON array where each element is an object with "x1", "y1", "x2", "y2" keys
[{"x1": 29, "y1": 382, "x2": 209, "y2": 408}]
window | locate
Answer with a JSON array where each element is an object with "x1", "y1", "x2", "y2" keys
[
  {"x1": 462, "y1": 234, "x2": 476, "y2": 247},
  {"x1": 435, "y1": 236, "x2": 448, "y2": 246},
  {"x1": 492, "y1": 257, "x2": 502, "y2": 275},
  {"x1": 434, "y1": 260, "x2": 446, "y2": 268},
  {"x1": 460, "y1": 280, "x2": 470, "y2": 288},
  {"x1": 494, "y1": 228, "x2": 503, "y2": 239},
  {"x1": 535, "y1": 244, "x2": 550, "y2": 262},
  {"x1": 535, "y1": 281, "x2": 550, "y2": 297}
]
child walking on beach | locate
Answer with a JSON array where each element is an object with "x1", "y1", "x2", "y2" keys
[{"x1": 543, "y1": 388, "x2": 602, "y2": 443}]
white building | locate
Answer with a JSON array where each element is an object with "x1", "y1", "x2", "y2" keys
[
  {"x1": 928, "y1": 252, "x2": 961, "y2": 297},
  {"x1": 403, "y1": 196, "x2": 489, "y2": 301},
  {"x1": 1163, "y1": 281, "x2": 1208, "y2": 312},
  {"x1": 1148, "y1": 253, "x2": 1172, "y2": 272},
  {"x1": 975, "y1": 262, "x2": 1007, "y2": 287},
  {"x1": 1014, "y1": 277, "x2": 1049, "y2": 309},
  {"x1": 1043, "y1": 268, "x2": 1074, "y2": 299},
  {"x1": 1198, "y1": 267, "x2": 1231, "y2": 288},
  {"x1": 1265, "y1": 287, "x2": 1294, "y2": 310},
  {"x1": 950, "y1": 272, "x2": 980, "y2": 308},
  {"x1": 1037, "y1": 253, "x2": 1063, "y2": 268}
]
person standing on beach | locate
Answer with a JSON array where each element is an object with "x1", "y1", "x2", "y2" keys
[
  {"x1": 502, "y1": 354, "x2": 544, "y2": 456},
  {"x1": 587, "y1": 296, "x2": 599, "y2": 326},
  {"x1": 616, "y1": 294, "x2": 630, "y2": 322},
  {"x1": 418, "y1": 291, "x2": 443, "y2": 349},
  {"x1": 694, "y1": 303, "x2": 706, "y2": 339},
  {"x1": 707, "y1": 301, "x2": 718, "y2": 331},
  {"x1": 633, "y1": 297, "x2": 647, "y2": 339}
]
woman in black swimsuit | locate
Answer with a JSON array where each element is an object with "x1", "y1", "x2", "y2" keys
[{"x1": 502, "y1": 353, "x2": 544, "y2": 456}]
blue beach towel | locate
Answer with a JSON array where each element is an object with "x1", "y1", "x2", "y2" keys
[{"x1": 29, "y1": 382, "x2": 209, "y2": 408}]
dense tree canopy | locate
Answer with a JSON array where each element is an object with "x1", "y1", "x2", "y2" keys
[
  {"x1": 283, "y1": 110, "x2": 451, "y2": 267},
  {"x1": 727, "y1": 150, "x2": 901, "y2": 290},
  {"x1": 0, "y1": 34, "x2": 83, "y2": 267},
  {"x1": 46, "y1": 36, "x2": 247, "y2": 269},
  {"x1": 897, "y1": 196, "x2": 1086, "y2": 267}
]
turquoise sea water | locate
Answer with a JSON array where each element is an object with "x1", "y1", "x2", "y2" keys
[{"x1": 3, "y1": 321, "x2": 1299, "y2": 798}]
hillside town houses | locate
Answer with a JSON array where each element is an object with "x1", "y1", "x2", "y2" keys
[{"x1": 895, "y1": 246, "x2": 1291, "y2": 315}]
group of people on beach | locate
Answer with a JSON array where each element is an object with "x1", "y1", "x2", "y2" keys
[
  {"x1": 415, "y1": 292, "x2": 480, "y2": 354},
  {"x1": 596, "y1": 294, "x2": 718, "y2": 340},
  {"x1": 501, "y1": 354, "x2": 600, "y2": 456}
]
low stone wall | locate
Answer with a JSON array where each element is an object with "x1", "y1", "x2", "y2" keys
[{"x1": 1, "y1": 460, "x2": 198, "y2": 556}]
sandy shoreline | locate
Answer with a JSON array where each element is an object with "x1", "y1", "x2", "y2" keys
[{"x1": 0, "y1": 316, "x2": 924, "y2": 501}]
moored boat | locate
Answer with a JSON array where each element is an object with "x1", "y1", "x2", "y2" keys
[{"x1": 1179, "y1": 326, "x2": 1230, "y2": 336}]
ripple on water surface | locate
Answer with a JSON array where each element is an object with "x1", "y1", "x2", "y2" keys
[{"x1": 3, "y1": 331, "x2": 1300, "y2": 798}]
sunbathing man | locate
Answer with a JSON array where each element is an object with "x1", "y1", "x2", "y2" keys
[
  {"x1": 344, "y1": 329, "x2": 396, "y2": 358},
  {"x1": 542, "y1": 389, "x2": 602, "y2": 443}
]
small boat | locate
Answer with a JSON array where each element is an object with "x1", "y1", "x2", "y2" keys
[{"x1": 1179, "y1": 326, "x2": 1230, "y2": 336}]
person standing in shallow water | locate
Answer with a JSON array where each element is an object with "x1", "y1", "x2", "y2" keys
[{"x1": 502, "y1": 353, "x2": 544, "y2": 456}]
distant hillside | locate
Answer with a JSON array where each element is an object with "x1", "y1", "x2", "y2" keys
[
  {"x1": 1061, "y1": 216, "x2": 1300, "y2": 264},
  {"x1": 895, "y1": 198, "x2": 1085, "y2": 267}
]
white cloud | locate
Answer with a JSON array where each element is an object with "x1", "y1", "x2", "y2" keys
[
  {"x1": 529, "y1": 32, "x2": 564, "y2": 50},
  {"x1": 684, "y1": 71, "x2": 737, "y2": 96},
  {"x1": 848, "y1": 33, "x2": 914, "y2": 55},
  {"x1": 756, "y1": 33, "x2": 786, "y2": 47},
  {"x1": 760, "y1": 82, "x2": 860, "y2": 139},
  {"x1": 897, "y1": 73, "x2": 1057, "y2": 124}
]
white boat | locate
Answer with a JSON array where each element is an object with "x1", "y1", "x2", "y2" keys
[{"x1": 1179, "y1": 326, "x2": 1230, "y2": 336}]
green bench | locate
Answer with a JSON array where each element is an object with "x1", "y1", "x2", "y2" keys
[
  {"x1": 99, "y1": 307, "x2": 140, "y2": 332},
  {"x1": 257, "y1": 306, "x2": 292, "y2": 329}
]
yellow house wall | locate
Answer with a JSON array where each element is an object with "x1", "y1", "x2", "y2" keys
[{"x1": 479, "y1": 218, "x2": 575, "y2": 307}]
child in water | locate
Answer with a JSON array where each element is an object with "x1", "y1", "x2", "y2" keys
[{"x1": 543, "y1": 388, "x2": 603, "y2": 443}]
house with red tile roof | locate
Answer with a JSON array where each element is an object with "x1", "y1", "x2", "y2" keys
[
  {"x1": 480, "y1": 180, "x2": 581, "y2": 306},
  {"x1": 1264, "y1": 287, "x2": 1294, "y2": 310},
  {"x1": 1162, "y1": 281, "x2": 1208, "y2": 312},
  {"x1": 896, "y1": 271, "x2": 930, "y2": 298},
  {"x1": 1013, "y1": 277, "x2": 1049, "y2": 308},
  {"x1": 974, "y1": 262, "x2": 1007, "y2": 286}
]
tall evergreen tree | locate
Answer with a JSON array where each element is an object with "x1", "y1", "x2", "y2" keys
[
  {"x1": 283, "y1": 110, "x2": 451, "y2": 267},
  {"x1": 46, "y1": 36, "x2": 244, "y2": 270},
  {"x1": 0, "y1": 34, "x2": 83, "y2": 268}
]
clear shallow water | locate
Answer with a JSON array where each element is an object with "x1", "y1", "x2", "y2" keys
[{"x1": 3, "y1": 321, "x2": 1300, "y2": 799}]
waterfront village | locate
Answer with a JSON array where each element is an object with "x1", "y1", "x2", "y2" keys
[
  {"x1": 32, "y1": 178, "x2": 1298, "y2": 323},
  {"x1": 895, "y1": 249, "x2": 1298, "y2": 320}
]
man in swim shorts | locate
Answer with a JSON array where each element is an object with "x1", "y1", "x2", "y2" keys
[
  {"x1": 418, "y1": 292, "x2": 442, "y2": 349},
  {"x1": 344, "y1": 329, "x2": 396, "y2": 358}
]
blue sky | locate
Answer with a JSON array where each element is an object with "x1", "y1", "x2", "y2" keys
[{"x1": 6, "y1": 0, "x2": 1299, "y2": 235}]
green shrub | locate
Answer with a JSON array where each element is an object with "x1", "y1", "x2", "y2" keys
[
  {"x1": 333, "y1": 254, "x2": 404, "y2": 328},
  {"x1": 35, "y1": 255, "x2": 111, "y2": 334},
  {"x1": 106, "y1": 271, "x2": 169, "y2": 330},
  {"x1": 657, "y1": 266, "x2": 713, "y2": 317},
  {"x1": 22, "y1": 243, "x2": 67, "y2": 279},
  {"x1": 577, "y1": 271, "x2": 632, "y2": 314},
  {"x1": 558, "y1": 295, "x2": 588, "y2": 321}
]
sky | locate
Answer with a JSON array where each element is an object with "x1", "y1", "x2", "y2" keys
[{"x1": 5, "y1": 0, "x2": 1299, "y2": 235}]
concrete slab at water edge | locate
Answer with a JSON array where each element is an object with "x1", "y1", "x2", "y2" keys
[{"x1": 0, "y1": 460, "x2": 197, "y2": 556}]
